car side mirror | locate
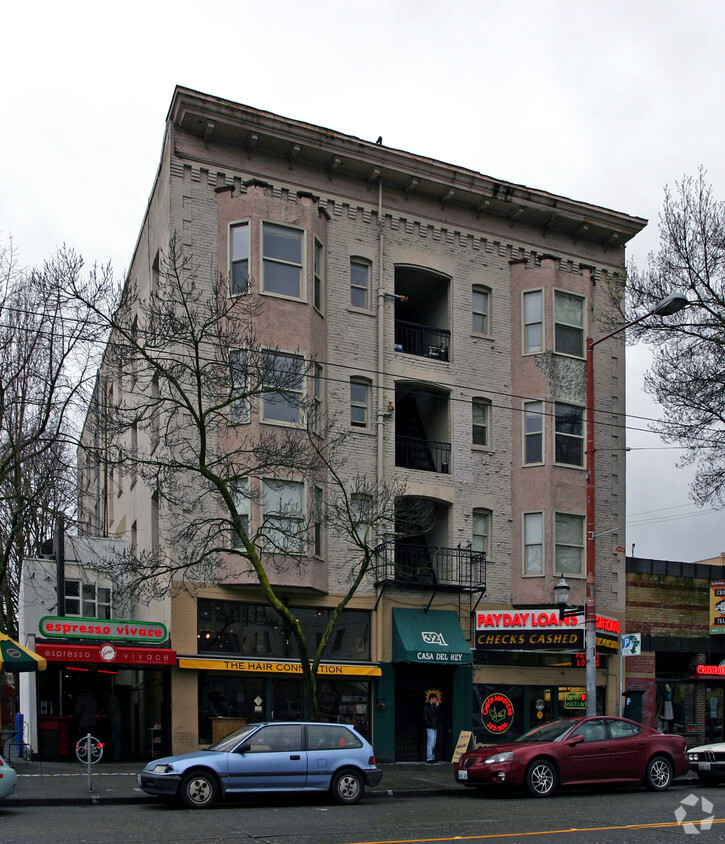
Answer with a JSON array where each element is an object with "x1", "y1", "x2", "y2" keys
[
  {"x1": 568, "y1": 734, "x2": 585, "y2": 746},
  {"x1": 237, "y1": 743, "x2": 251, "y2": 753}
]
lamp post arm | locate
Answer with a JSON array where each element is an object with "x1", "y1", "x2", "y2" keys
[
  {"x1": 584, "y1": 291, "x2": 687, "y2": 720},
  {"x1": 585, "y1": 338, "x2": 597, "y2": 717}
]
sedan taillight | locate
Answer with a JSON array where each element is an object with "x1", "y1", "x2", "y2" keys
[{"x1": 369, "y1": 756, "x2": 376, "y2": 765}]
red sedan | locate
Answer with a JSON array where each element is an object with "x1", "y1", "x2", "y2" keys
[{"x1": 454, "y1": 716, "x2": 688, "y2": 797}]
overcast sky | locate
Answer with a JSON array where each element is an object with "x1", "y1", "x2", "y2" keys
[{"x1": 2, "y1": 0, "x2": 723, "y2": 563}]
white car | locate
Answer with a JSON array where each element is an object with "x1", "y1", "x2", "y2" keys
[
  {"x1": 687, "y1": 742, "x2": 725, "y2": 784},
  {"x1": 0, "y1": 753, "x2": 17, "y2": 799}
]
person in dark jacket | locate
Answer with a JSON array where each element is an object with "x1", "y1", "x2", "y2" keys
[
  {"x1": 423, "y1": 693, "x2": 440, "y2": 762},
  {"x1": 74, "y1": 690, "x2": 98, "y2": 739}
]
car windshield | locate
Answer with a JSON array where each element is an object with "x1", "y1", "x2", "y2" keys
[
  {"x1": 208, "y1": 723, "x2": 262, "y2": 752},
  {"x1": 515, "y1": 719, "x2": 579, "y2": 743}
]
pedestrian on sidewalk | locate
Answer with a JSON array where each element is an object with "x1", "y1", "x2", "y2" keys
[
  {"x1": 423, "y1": 693, "x2": 440, "y2": 763},
  {"x1": 106, "y1": 692, "x2": 123, "y2": 761},
  {"x1": 74, "y1": 689, "x2": 98, "y2": 741}
]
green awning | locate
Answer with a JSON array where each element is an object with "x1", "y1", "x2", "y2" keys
[{"x1": 392, "y1": 608, "x2": 472, "y2": 665}]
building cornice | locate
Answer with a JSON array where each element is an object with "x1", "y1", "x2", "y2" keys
[{"x1": 168, "y1": 86, "x2": 647, "y2": 250}]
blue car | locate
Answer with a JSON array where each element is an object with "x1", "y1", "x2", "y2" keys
[{"x1": 137, "y1": 721, "x2": 382, "y2": 809}]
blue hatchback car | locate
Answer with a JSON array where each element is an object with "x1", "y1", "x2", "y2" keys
[{"x1": 138, "y1": 721, "x2": 382, "y2": 809}]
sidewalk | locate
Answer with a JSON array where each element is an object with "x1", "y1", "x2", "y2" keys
[{"x1": 4, "y1": 758, "x2": 460, "y2": 807}]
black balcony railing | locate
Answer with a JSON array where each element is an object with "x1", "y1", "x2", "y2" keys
[
  {"x1": 372, "y1": 541, "x2": 486, "y2": 592},
  {"x1": 395, "y1": 436, "x2": 451, "y2": 473},
  {"x1": 394, "y1": 321, "x2": 450, "y2": 360}
]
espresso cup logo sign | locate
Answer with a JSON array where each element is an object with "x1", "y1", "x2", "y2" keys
[
  {"x1": 100, "y1": 645, "x2": 117, "y2": 662},
  {"x1": 421, "y1": 631, "x2": 449, "y2": 647},
  {"x1": 480, "y1": 693, "x2": 514, "y2": 734}
]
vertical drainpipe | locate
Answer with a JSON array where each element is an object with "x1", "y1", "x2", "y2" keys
[
  {"x1": 375, "y1": 178, "x2": 386, "y2": 481},
  {"x1": 374, "y1": 178, "x2": 386, "y2": 722}
]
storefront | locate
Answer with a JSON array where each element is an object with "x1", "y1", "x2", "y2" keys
[
  {"x1": 375, "y1": 608, "x2": 473, "y2": 762},
  {"x1": 33, "y1": 641, "x2": 175, "y2": 761},
  {"x1": 625, "y1": 556, "x2": 725, "y2": 744},
  {"x1": 471, "y1": 607, "x2": 619, "y2": 743},
  {"x1": 178, "y1": 657, "x2": 380, "y2": 744}
]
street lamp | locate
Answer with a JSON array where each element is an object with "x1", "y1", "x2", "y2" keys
[
  {"x1": 553, "y1": 576, "x2": 583, "y2": 620},
  {"x1": 584, "y1": 291, "x2": 689, "y2": 717}
]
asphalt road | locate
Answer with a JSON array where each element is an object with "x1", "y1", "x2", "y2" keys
[{"x1": 1, "y1": 782, "x2": 723, "y2": 843}]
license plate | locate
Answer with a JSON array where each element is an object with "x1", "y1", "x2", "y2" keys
[
  {"x1": 699, "y1": 762, "x2": 712, "y2": 771},
  {"x1": 458, "y1": 769, "x2": 468, "y2": 780}
]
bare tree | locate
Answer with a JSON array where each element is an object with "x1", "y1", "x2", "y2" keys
[
  {"x1": 627, "y1": 169, "x2": 725, "y2": 506},
  {"x1": 71, "y1": 236, "x2": 423, "y2": 718},
  {"x1": 0, "y1": 237, "x2": 105, "y2": 635}
]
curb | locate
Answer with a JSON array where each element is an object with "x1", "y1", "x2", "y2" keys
[{"x1": 5, "y1": 785, "x2": 458, "y2": 809}]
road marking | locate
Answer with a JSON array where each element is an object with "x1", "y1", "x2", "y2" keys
[{"x1": 340, "y1": 817, "x2": 725, "y2": 843}]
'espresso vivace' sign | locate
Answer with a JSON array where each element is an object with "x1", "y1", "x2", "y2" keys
[{"x1": 39, "y1": 616, "x2": 168, "y2": 643}]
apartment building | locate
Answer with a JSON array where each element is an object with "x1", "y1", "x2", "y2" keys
[{"x1": 71, "y1": 86, "x2": 645, "y2": 761}]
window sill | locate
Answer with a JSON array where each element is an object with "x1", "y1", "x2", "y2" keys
[
  {"x1": 259, "y1": 290, "x2": 307, "y2": 304},
  {"x1": 472, "y1": 445, "x2": 494, "y2": 454},
  {"x1": 471, "y1": 332, "x2": 493, "y2": 341},
  {"x1": 260, "y1": 418, "x2": 304, "y2": 429},
  {"x1": 347, "y1": 306, "x2": 375, "y2": 317},
  {"x1": 553, "y1": 351, "x2": 586, "y2": 361},
  {"x1": 553, "y1": 462, "x2": 586, "y2": 471}
]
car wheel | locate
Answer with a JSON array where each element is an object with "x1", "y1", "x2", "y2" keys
[
  {"x1": 180, "y1": 770, "x2": 219, "y2": 809},
  {"x1": 331, "y1": 768, "x2": 364, "y2": 805},
  {"x1": 645, "y1": 755, "x2": 673, "y2": 791},
  {"x1": 525, "y1": 759, "x2": 557, "y2": 797}
]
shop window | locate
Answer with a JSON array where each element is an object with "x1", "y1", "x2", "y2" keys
[
  {"x1": 554, "y1": 513, "x2": 584, "y2": 576},
  {"x1": 262, "y1": 222, "x2": 304, "y2": 300},
  {"x1": 198, "y1": 674, "x2": 265, "y2": 744},
  {"x1": 523, "y1": 512, "x2": 543, "y2": 575},
  {"x1": 554, "y1": 290, "x2": 584, "y2": 357},
  {"x1": 197, "y1": 600, "x2": 370, "y2": 660},
  {"x1": 523, "y1": 290, "x2": 543, "y2": 353},
  {"x1": 197, "y1": 598, "x2": 242, "y2": 653},
  {"x1": 524, "y1": 401, "x2": 544, "y2": 464},
  {"x1": 242, "y1": 604, "x2": 287, "y2": 657},
  {"x1": 555, "y1": 402, "x2": 584, "y2": 466}
]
